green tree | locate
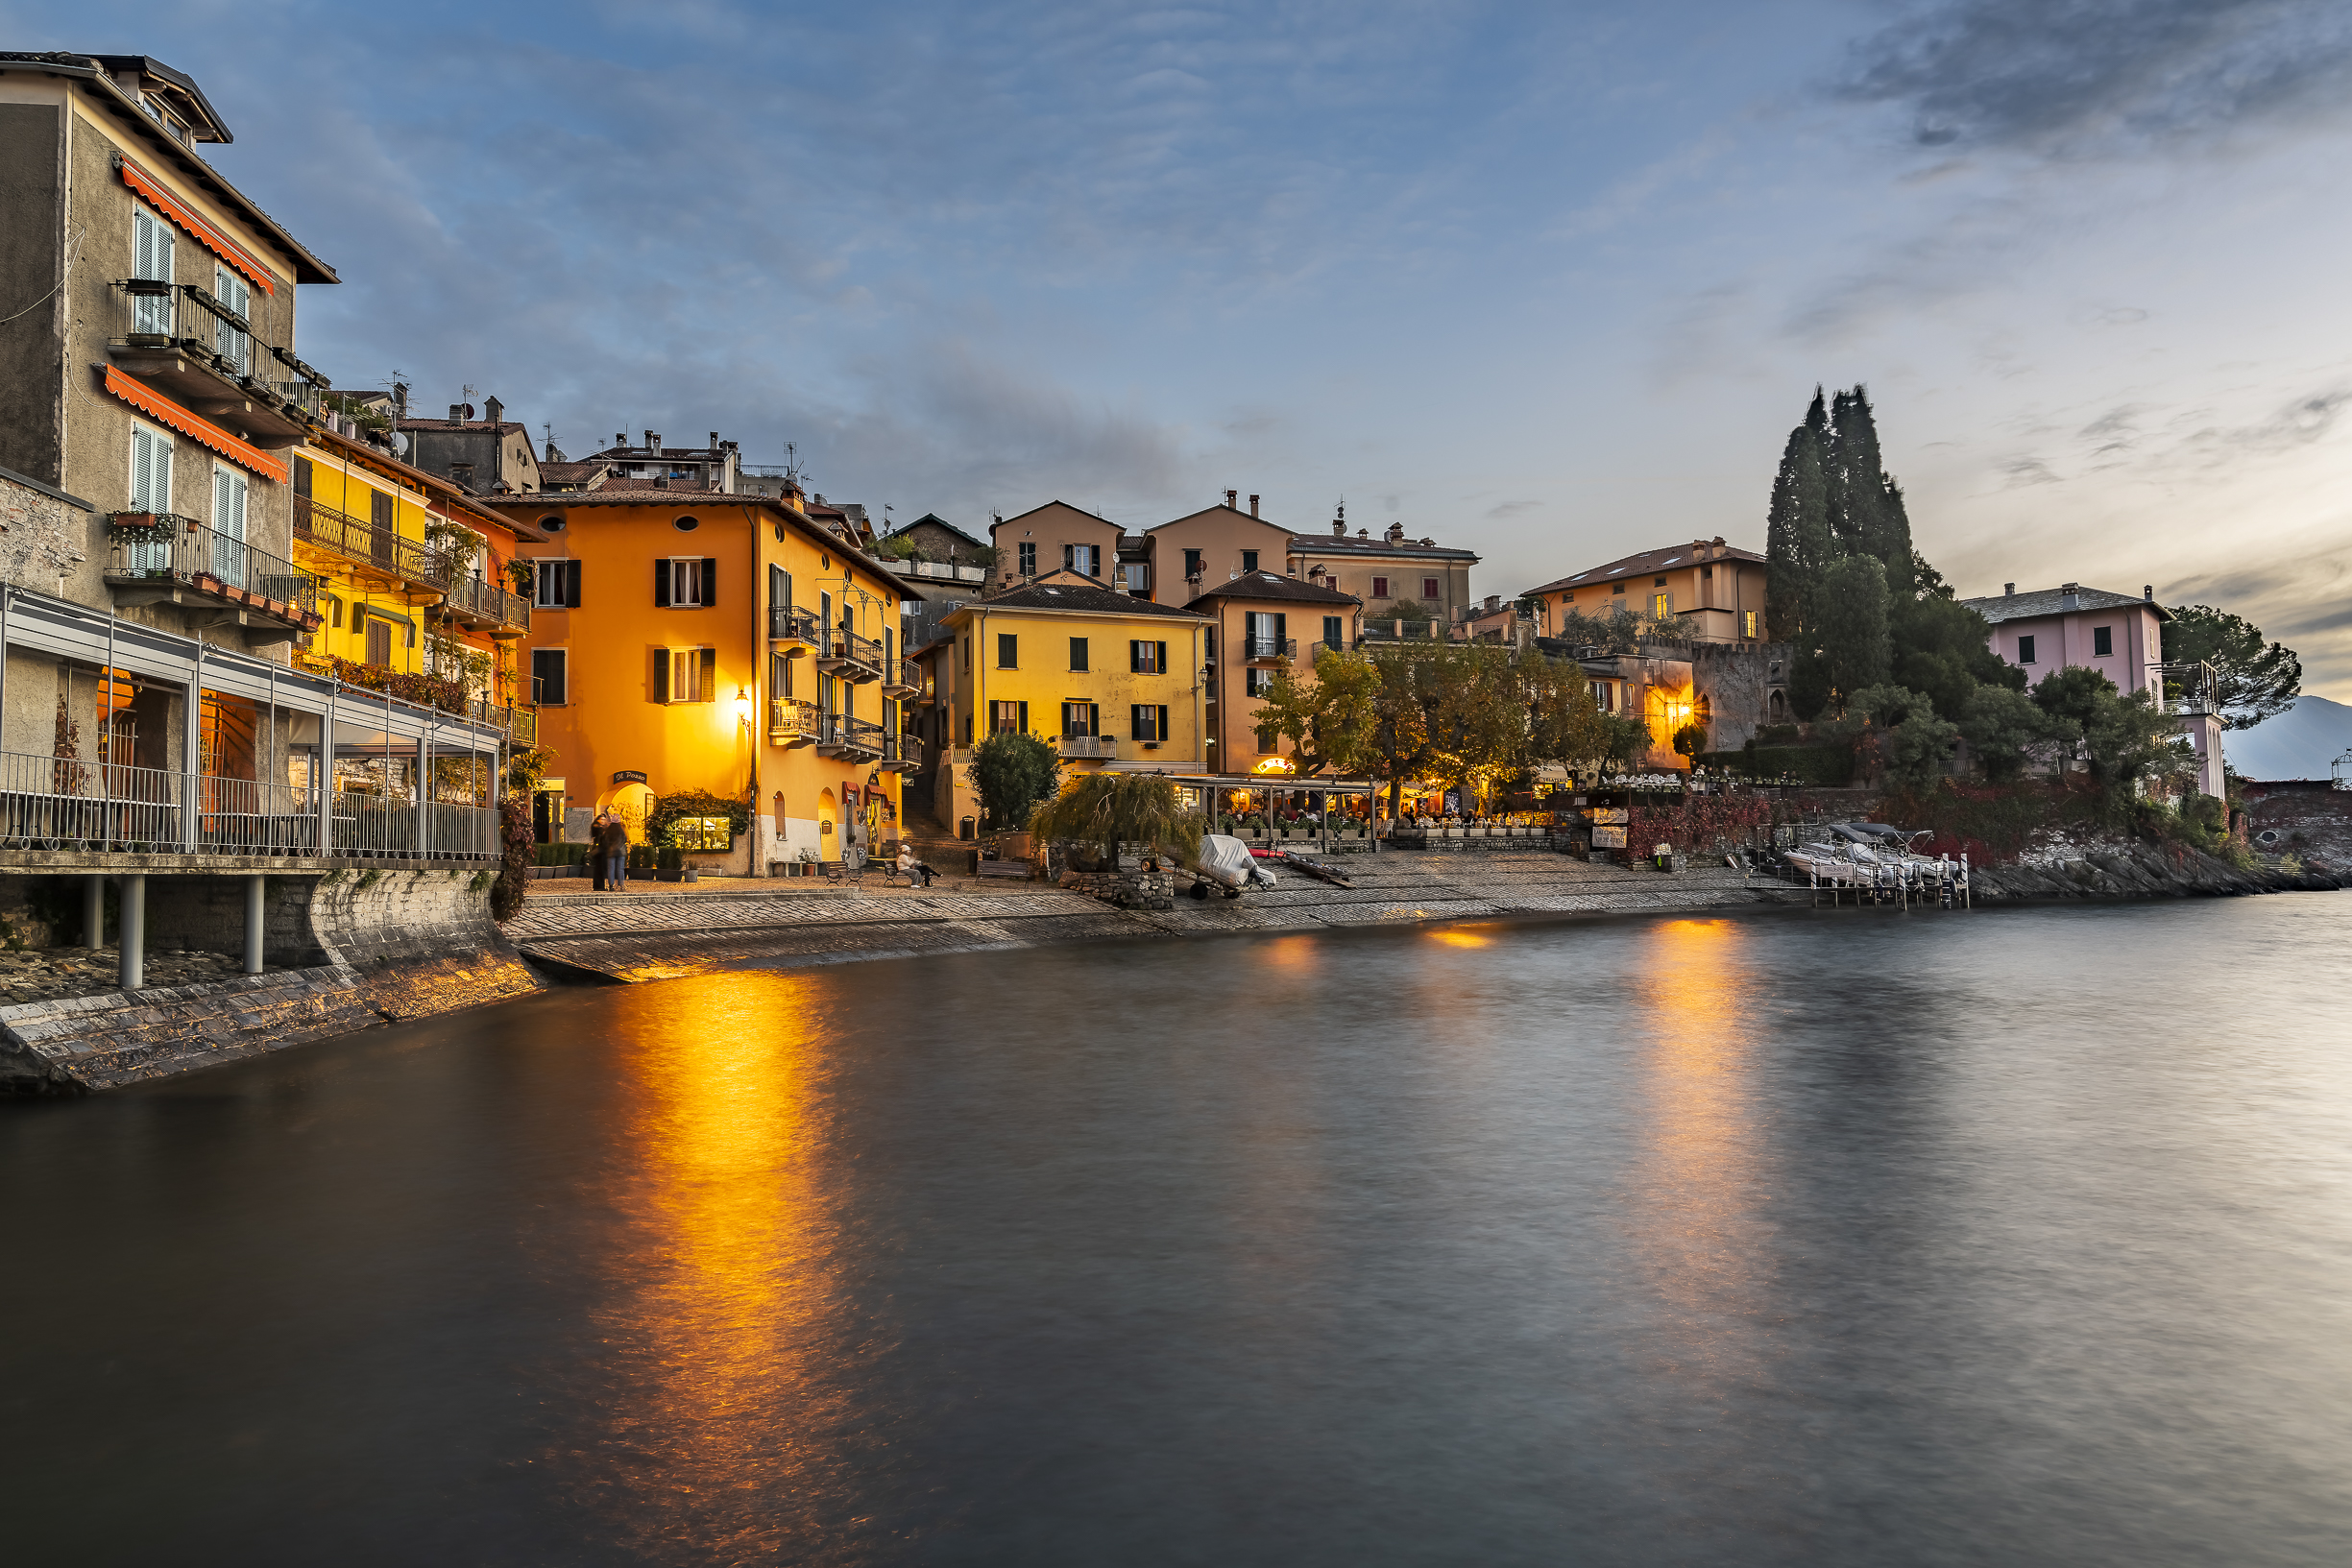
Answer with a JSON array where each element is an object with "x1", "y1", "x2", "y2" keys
[
  {"x1": 1764, "y1": 392, "x2": 1833, "y2": 645},
  {"x1": 2031, "y1": 666, "x2": 2195, "y2": 807},
  {"x1": 972, "y1": 730, "x2": 1059, "y2": 831},
  {"x1": 1817, "y1": 555, "x2": 1891, "y2": 709},
  {"x1": 2161, "y1": 603, "x2": 2301, "y2": 730},
  {"x1": 1957, "y1": 684, "x2": 2071, "y2": 783},
  {"x1": 1030, "y1": 771, "x2": 1203, "y2": 865},
  {"x1": 1889, "y1": 591, "x2": 2021, "y2": 719},
  {"x1": 1252, "y1": 647, "x2": 1382, "y2": 776},
  {"x1": 1826, "y1": 386, "x2": 1915, "y2": 593}
]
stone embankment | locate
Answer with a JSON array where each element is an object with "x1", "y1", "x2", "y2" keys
[
  {"x1": 0, "y1": 870, "x2": 539, "y2": 1095},
  {"x1": 1970, "y1": 841, "x2": 2342, "y2": 901}
]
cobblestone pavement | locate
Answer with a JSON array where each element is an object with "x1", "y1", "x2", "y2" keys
[
  {"x1": 0, "y1": 947, "x2": 244, "y2": 1005},
  {"x1": 511, "y1": 852, "x2": 1812, "y2": 981}
]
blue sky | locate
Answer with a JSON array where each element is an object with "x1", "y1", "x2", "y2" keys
[{"x1": 17, "y1": 1, "x2": 2352, "y2": 692}]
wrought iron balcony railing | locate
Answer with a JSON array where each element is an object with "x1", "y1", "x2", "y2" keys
[
  {"x1": 1242, "y1": 636, "x2": 1297, "y2": 662},
  {"x1": 105, "y1": 513, "x2": 319, "y2": 629},
  {"x1": 815, "y1": 713, "x2": 885, "y2": 758},
  {"x1": 1059, "y1": 736, "x2": 1118, "y2": 760},
  {"x1": 437, "y1": 569, "x2": 532, "y2": 634},
  {"x1": 880, "y1": 733, "x2": 923, "y2": 772},
  {"x1": 769, "y1": 605, "x2": 819, "y2": 643},
  {"x1": 769, "y1": 696, "x2": 818, "y2": 745},
  {"x1": 816, "y1": 627, "x2": 884, "y2": 681},
  {"x1": 293, "y1": 495, "x2": 455, "y2": 593}
]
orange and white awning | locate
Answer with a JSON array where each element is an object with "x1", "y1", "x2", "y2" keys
[
  {"x1": 103, "y1": 366, "x2": 288, "y2": 484},
  {"x1": 117, "y1": 157, "x2": 279, "y2": 296}
]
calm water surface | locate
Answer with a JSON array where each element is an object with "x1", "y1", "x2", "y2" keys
[{"x1": 5, "y1": 898, "x2": 2350, "y2": 1565}]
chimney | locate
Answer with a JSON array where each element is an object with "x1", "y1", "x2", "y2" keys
[
  {"x1": 1386, "y1": 521, "x2": 1405, "y2": 543},
  {"x1": 449, "y1": 404, "x2": 465, "y2": 422},
  {"x1": 616, "y1": 432, "x2": 627, "y2": 449},
  {"x1": 709, "y1": 431, "x2": 719, "y2": 450},
  {"x1": 1357, "y1": 528, "x2": 1369, "y2": 539},
  {"x1": 2060, "y1": 581, "x2": 2079, "y2": 596},
  {"x1": 484, "y1": 395, "x2": 503, "y2": 426},
  {"x1": 2003, "y1": 583, "x2": 2016, "y2": 596},
  {"x1": 1332, "y1": 518, "x2": 1346, "y2": 536},
  {"x1": 1224, "y1": 489, "x2": 1238, "y2": 510},
  {"x1": 645, "y1": 431, "x2": 662, "y2": 449},
  {"x1": 2144, "y1": 584, "x2": 2154, "y2": 601},
  {"x1": 653, "y1": 475, "x2": 667, "y2": 489}
]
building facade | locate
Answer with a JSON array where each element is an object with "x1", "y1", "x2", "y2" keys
[
  {"x1": 1522, "y1": 539, "x2": 1768, "y2": 645},
  {"x1": 494, "y1": 486, "x2": 917, "y2": 874},
  {"x1": 396, "y1": 396, "x2": 542, "y2": 496},
  {"x1": 1289, "y1": 511, "x2": 1477, "y2": 629},
  {"x1": 919, "y1": 578, "x2": 1208, "y2": 832},
  {"x1": 1185, "y1": 572, "x2": 1362, "y2": 774}
]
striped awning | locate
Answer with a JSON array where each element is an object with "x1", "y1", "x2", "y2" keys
[
  {"x1": 102, "y1": 365, "x2": 289, "y2": 485},
  {"x1": 116, "y1": 157, "x2": 279, "y2": 295}
]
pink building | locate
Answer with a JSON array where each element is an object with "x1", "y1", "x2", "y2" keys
[{"x1": 1957, "y1": 581, "x2": 2224, "y2": 796}]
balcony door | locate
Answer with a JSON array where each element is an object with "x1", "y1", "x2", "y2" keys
[
  {"x1": 210, "y1": 466, "x2": 248, "y2": 586},
  {"x1": 133, "y1": 207, "x2": 175, "y2": 337},
  {"x1": 128, "y1": 425, "x2": 173, "y2": 571},
  {"x1": 1061, "y1": 702, "x2": 1098, "y2": 738},
  {"x1": 370, "y1": 489, "x2": 396, "y2": 567}
]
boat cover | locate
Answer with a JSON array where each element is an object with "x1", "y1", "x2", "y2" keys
[{"x1": 1197, "y1": 834, "x2": 1277, "y2": 889}]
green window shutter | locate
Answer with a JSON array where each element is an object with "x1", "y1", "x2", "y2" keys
[
  {"x1": 1155, "y1": 640, "x2": 1167, "y2": 673},
  {"x1": 1020, "y1": 701, "x2": 1029, "y2": 734}
]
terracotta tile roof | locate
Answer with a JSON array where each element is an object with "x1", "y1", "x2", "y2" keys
[
  {"x1": 1523, "y1": 542, "x2": 1763, "y2": 597},
  {"x1": 1188, "y1": 571, "x2": 1362, "y2": 606}
]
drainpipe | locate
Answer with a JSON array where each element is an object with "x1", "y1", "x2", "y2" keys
[{"x1": 743, "y1": 507, "x2": 764, "y2": 875}]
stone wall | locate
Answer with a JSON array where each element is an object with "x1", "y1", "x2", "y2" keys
[
  {"x1": 0, "y1": 470, "x2": 90, "y2": 591},
  {"x1": 1058, "y1": 866, "x2": 1176, "y2": 909}
]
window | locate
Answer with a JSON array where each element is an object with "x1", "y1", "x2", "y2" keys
[
  {"x1": 1018, "y1": 542, "x2": 1036, "y2": 576},
  {"x1": 653, "y1": 646, "x2": 716, "y2": 703},
  {"x1": 1129, "y1": 639, "x2": 1167, "y2": 674},
  {"x1": 1371, "y1": 576, "x2": 1390, "y2": 598},
  {"x1": 533, "y1": 560, "x2": 581, "y2": 609},
  {"x1": 1255, "y1": 725, "x2": 1278, "y2": 752},
  {"x1": 771, "y1": 650, "x2": 793, "y2": 699},
  {"x1": 1069, "y1": 637, "x2": 1089, "y2": 671},
  {"x1": 2017, "y1": 635, "x2": 2037, "y2": 664},
  {"x1": 1203, "y1": 626, "x2": 1217, "y2": 661},
  {"x1": 328, "y1": 596, "x2": 343, "y2": 629},
  {"x1": 1247, "y1": 611, "x2": 1286, "y2": 657},
  {"x1": 960, "y1": 637, "x2": 971, "y2": 673},
  {"x1": 1131, "y1": 704, "x2": 1170, "y2": 744},
  {"x1": 656, "y1": 556, "x2": 715, "y2": 607},
  {"x1": 997, "y1": 633, "x2": 1018, "y2": 669},
  {"x1": 1422, "y1": 577, "x2": 1439, "y2": 599},
  {"x1": 991, "y1": 700, "x2": 1028, "y2": 734},
  {"x1": 1061, "y1": 702, "x2": 1098, "y2": 737},
  {"x1": 1322, "y1": 616, "x2": 1343, "y2": 651},
  {"x1": 1612, "y1": 582, "x2": 1626, "y2": 595},
  {"x1": 1063, "y1": 543, "x2": 1099, "y2": 577},
  {"x1": 1247, "y1": 667, "x2": 1275, "y2": 697},
  {"x1": 132, "y1": 206, "x2": 174, "y2": 337},
  {"x1": 364, "y1": 617, "x2": 393, "y2": 667},
  {"x1": 1183, "y1": 548, "x2": 1203, "y2": 580},
  {"x1": 673, "y1": 816, "x2": 733, "y2": 851},
  {"x1": 1652, "y1": 592, "x2": 1671, "y2": 619},
  {"x1": 2093, "y1": 625, "x2": 2113, "y2": 656},
  {"x1": 211, "y1": 465, "x2": 248, "y2": 580},
  {"x1": 211, "y1": 264, "x2": 251, "y2": 375},
  {"x1": 1654, "y1": 576, "x2": 1667, "y2": 587},
  {"x1": 1743, "y1": 610, "x2": 1758, "y2": 639},
  {"x1": 1241, "y1": 549, "x2": 1259, "y2": 573},
  {"x1": 538, "y1": 515, "x2": 565, "y2": 534},
  {"x1": 673, "y1": 517, "x2": 700, "y2": 533},
  {"x1": 129, "y1": 423, "x2": 173, "y2": 513}
]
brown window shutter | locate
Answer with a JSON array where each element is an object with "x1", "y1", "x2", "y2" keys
[
  {"x1": 700, "y1": 647, "x2": 716, "y2": 701},
  {"x1": 702, "y1": 558, "x2": 717, "y2": 605},
  {"x1": 565, "y1": 561, "x2": 582, "y2": 608},
  {"x1": 652, "y1": 649, "x2": 669, "y2": 703},
  {"x1": 654, "y1": 561, "x2": 670, "y2": 607}
]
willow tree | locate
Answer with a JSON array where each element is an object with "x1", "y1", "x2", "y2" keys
[{"x1": 1029, "y1": 771, "x2": 1203, "y2": 866}]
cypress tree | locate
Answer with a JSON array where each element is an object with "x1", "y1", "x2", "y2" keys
[
  {"x1": 1826, "y1": 386, "x2": 1916, "y2": 593},
  {"x1": 1764, "y1": 399, "x2": 1831, "y2": 644}
]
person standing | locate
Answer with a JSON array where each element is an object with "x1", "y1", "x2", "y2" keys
[
  {"x1": 599, "y1": 810, "x2": 632, "y2": 891},
  {"x1": 589, "y1": 810, "x2": 610, "y2": 892}
]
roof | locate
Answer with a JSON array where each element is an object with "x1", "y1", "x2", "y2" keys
[
  {"x1": 1956, "y1": 585, "x2": 2171, "y2": 625},
  {"x1": 1290, "y1": 532, "x2": 1479, "y2": 562},
  {"x1": 396, "y1": 419, "x2": 532, "y2": 436},
  {"x1": 585, "y1": 444, "x2": 734, "y2": 461},
  {"x1": 85, "y1": 54, "x2": 230, "y2": 140},
  {"x1": 0, "y1": 53, "x2": 337, "y2": 284},
  {"x1": 1522, "y1": 542, "x2": 1763, "y2": 597},
  {"x1": 993, "y1": 500, "x2": 1121, "y2": 534},
  {"x1": 956, "y1": 581, "x2": 1208, "y2": 620},
  {"x1": 536, "y1": 461, "x2": 611, "y2": 490},
  {"x1": 888, "y1": 512, "x2": 989, "y2": 549},
  {"x1": 1188, "y1": 571, "x2": 1362, "y2": 607},
  {"x1": 593, "y1": 476, "x2": 726, "y2": 494},
  {"x1": 1146, "y1": 504, "x2": 1294, "y2": 537},
  {"x1": 310, "y1": 428, "x2": 548, "y2": 542},
  {"x1": 476, "y1": 491, "x2": 915, "y2": 597}
]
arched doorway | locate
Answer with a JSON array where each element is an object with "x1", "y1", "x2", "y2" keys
[
  {"x1": 600, "y1": 781, "x2": 655, "y2": 844},
  {"x1": 816, "y1": 787, "x2": 837, "y2": 857}
]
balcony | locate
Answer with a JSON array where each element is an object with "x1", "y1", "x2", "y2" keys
[
  {"x1": 769, "y1": 696, "x2": 818, "y2": 747},
  {"x1": 816, "y1": 713, "x2": 885, "y2": 760},
  {"x1": 880, "y1": 658, "x2": 923, "y2": 699},
  {"x1": 893, "y1": 560, "x2": 989, "y2": 584},
  {"x1": 769, "y1": 605, "x2": 819, "y2": 650},
  {"x1": 1059, "y1": 736, "x2": 1118, "y2": 760},
  {"x1": 880, "y1": 734, "x2": 923, "y2": 773},
  {"x1": 437, "y1": 570, "x2": 532, "y2": 637},
  {"x1": 1242, "y1": 636, "x2": 1297, "y2": 664},
  {"x1": 461, "y1": 698, "x2": 537, "y2": 750},
  {"x1": 105, "y1": 514, "x2": 320, "y2": 643},
  {"x1": 293, "y1": 495, "x2": 455, "y2": 595},
  {"x1": 1356, "y1": 619, "x2": 1446, "y2": 645},
  {"x1": 815, "y1": 627, "x2": 884, "y2": 683},
  {"x1": 108, "y1": 281, "x2": 315, "y2": 448}
]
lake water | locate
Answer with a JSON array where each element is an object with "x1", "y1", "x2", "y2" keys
[{"x1": 4, "y1": 897, "x2": 2349, "y2": 1565}]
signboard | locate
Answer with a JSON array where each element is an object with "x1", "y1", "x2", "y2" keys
[
  {"x1": 612, "y1": 769, "x2": 648, "y2": 784},
  {"x1": 1590, "y1": 807, "x2": 1629, "y2": 825},
  {"x1": 1592, "y1": 826, "x2": 1628, "y2": 849}
]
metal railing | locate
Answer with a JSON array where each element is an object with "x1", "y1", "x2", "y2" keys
[
  {"x1": 769, "y1": 696, "x2": 818, "y2": 744},
  {"x1": 817, "y1": 627, "x2": 883, "y2": 678},
  {"x1": 817, "y1": 713, "x2": 885, "y2": 756},
  {"x1": 881, "y1": 734, "x2": 923, "y2": 771},
  {"x1": 461, "y1": 698, "x2": 537, "y2": 749},
  {"x1": 1059, "y1": 736, "x2": 1118, "y2": 759},
  {"x1": 769, "y1": 605, "x2": 819, "y2": 642},
  {"x1": 2156, "y1": 660, "x2": 2221, "y2": 715},
  {"x1": 293, "y1": 495, "x2": 452, "y2": 591},
  {"x1": 0, "y1": 750, "x2": 497, "y2": 859},
  {"x1": 106, "y1": 514, "x2": 319, "y2": 626},
  {"x1": 878, "y1": 658, "x2": 923, "y2": 695},
  {"x1": 439, "y1": 570, "x2": 531, "y2": 633},
  {"x1": 1356, "y1": 619, "x2": 1445, "y2": 644},
  {"x1": 1242, "y1": 636, "x2": 1297, "y2": 661}
]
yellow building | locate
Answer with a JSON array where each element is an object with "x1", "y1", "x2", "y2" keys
[
  {"x1": 919, "y1": 576, "x2": 1209, "y2": 832},
  {"x1": 291, "y1": 424, "x2": 540, "y2": 749},
  {"x1": 493, "y1": 483, "x2": 916, "y2": 873}
]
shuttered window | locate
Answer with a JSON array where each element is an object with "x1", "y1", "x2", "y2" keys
[
  {"x1": 1130, "y1": 704, "x2": 1169, "y2": 743},
  {"x1": 1322, "y1": 616, "x2": 1343, "y2": 650},
  {"x1": 130, "y1": 424, "x2": 172, "y2": 514},
  {"x1": 364, "y1": 617, "x2": 392, "y2": 667},
  {"x1": 1128, "y1": 639, "x2": 1166, "y2": 673},
  {"x1": 991, "y1": 700, "x2": 1027, "y2": 734},
  {"x1": 531, "y1": 649, "x2": 568, "y2": 706},
  {"x1": 997, "y1": 634, "x2": 1018, "y2": 669},
  {"x1": 533, "y1": 560, "x2": 581, "y2": 609},
  {"x1": 653, "y1": 647, "x2": 716, "y2": 703},
  {"x1": 212, "y1": 264, "x2": 251, "y2": 374},
  {"x1": 658, "y1": 557, "x2": 717, "y2": 607},
  {"x1": 210, "y1": 466, "x2": 249, "y2": 583},
  {"x1": 1060, "y1": 702, "x2": 1098, "y2": 737},
  {"x1": 132, "y1": 206, "x2": 174, "y2": 336}
]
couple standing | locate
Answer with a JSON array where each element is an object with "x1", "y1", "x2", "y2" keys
[{"x1": 589, "y1": 809, "x2": 632, "y2": 892}]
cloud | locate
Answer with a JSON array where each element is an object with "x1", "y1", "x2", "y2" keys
[
  {"x1": 1834, "y1": 0, "x2": 2352, "y2": 155},
  {"x1": 1483, "y1": 498, "x2": 1544, "y2": 519}
]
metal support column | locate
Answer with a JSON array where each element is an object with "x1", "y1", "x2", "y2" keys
[
  {"x1": 182, "y1": 648, "x2": 204, "y2": 850},
  {"x1": 318, "y1": 681, "x2": 336, "y2": 856},
  {"x1": 84, "y1": 874, "x2": 105, "y2": 949},
  {"x1": 117, "y1": 875, "x2": 144, "y2": 992},
  {"x1": 243, "y1": 875, "x2": 266, "y2": 975},
  {"x1": 417, "y1": 720, "x2": 432, "y2": 860}
]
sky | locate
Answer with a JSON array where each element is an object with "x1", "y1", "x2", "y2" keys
[{"x1": 14, "y1": 0, "x2": 2352, "y2": 694}]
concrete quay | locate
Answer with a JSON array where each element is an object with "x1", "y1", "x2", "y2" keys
[{"x1": 505, "y1": 853, "x2": 1816, "y2": 982}]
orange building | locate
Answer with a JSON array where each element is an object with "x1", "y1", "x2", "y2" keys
[
  {"x1": 1522, "y1": 539, "x2": 1767, "y2": 644},
  {"x1": 490, "y1": 483, "x2": 916, "y2": 875}
]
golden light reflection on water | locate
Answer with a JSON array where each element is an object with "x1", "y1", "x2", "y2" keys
[
  {"x1": 1630, "y1": 919, "x2": 1769, "y2": 1387},
  {"x1": 566, "y1": 973, "x2": 856, "y2": 1559},
  {"x1": 1428, "y1": 927, "x2": 1494, "y2": 949}
]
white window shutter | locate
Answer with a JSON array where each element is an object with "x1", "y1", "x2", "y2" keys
[
  {"x1": 132, "y1": 428, "x2": 153, "y2": 511},
  {"x1": 214, "y1": 466, "x2": 230, "y2": 526}
]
